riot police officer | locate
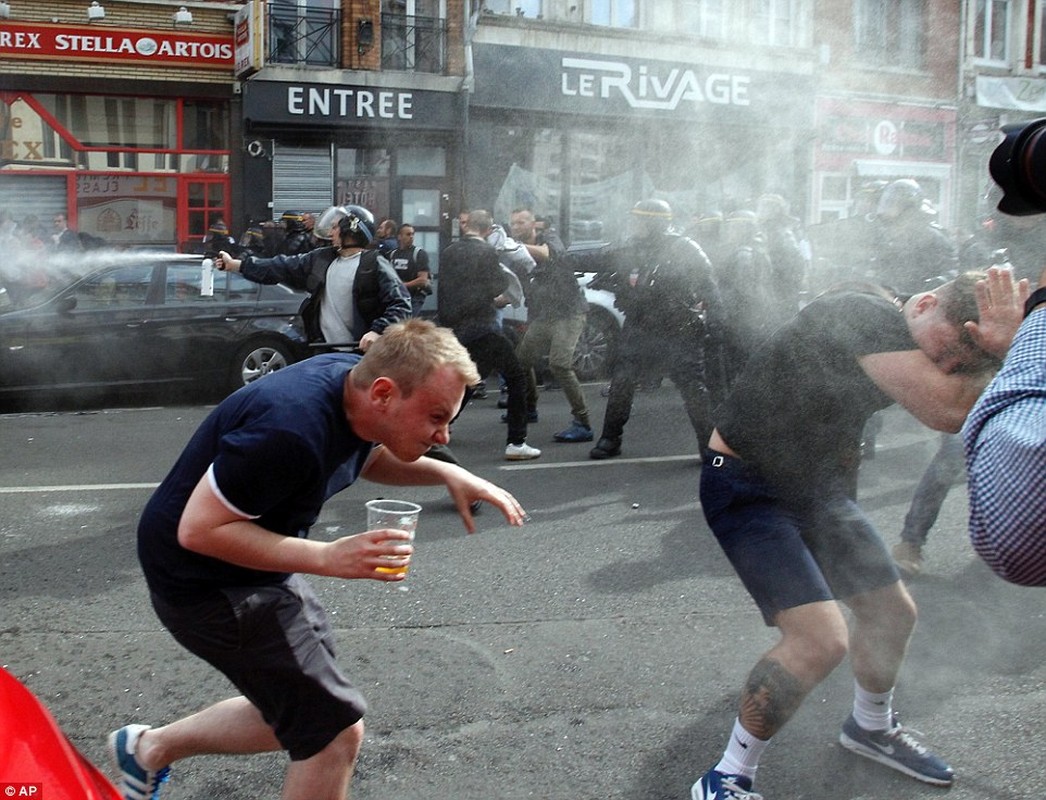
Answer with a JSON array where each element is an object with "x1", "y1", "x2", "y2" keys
[
  {"x1": 866, "y1": 179, "x2": 958, "y2": 295},
  {"x1": 278, "y1": 210, "x2": 314, "y2": 256},
  {"x1": 588, "y1": 199, "x2": 722, "y2": 460}
]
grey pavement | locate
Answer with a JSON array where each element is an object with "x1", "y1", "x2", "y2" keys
[{"x1": 0, "y1": 384, "x2": 1043, "y2": 799}]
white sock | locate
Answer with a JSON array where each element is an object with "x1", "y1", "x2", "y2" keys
[
  {"x1": 852, "y1": 681, "x2": 893, "y2": 731},
  {"x1": 714, "y1": 718, "x2": 770, "y2": 780}
]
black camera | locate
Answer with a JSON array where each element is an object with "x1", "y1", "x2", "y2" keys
[{"x1": 990, "y1": 118, "x2": 1046, "y2": 215}]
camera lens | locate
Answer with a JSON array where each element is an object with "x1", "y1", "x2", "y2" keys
[{"x1": 990, "y1": 118, "x2": 1046, "y2": 216}]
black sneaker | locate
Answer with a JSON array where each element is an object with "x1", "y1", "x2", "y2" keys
[
  {"x1": 839, "y1": 713, "x2": 954, "y2": 786},
  {"x1": 589, "y1": 437, "x2": 621, "y2": 460}
]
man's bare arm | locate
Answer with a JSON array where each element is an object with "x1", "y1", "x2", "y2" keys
[{"x1": 859, "y1": 350, "x2": 992, "y2": 432}]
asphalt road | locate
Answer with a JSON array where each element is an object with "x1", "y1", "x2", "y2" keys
[{"x1": 1, "y1": 384, "x2": 1043, "y2": 799}]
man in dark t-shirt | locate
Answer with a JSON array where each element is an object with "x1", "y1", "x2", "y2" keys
[
  {"x1": 689, "y1": 274, "x2": 1017, "y2": 800},
  {"x1": 109, "y1": 320, "x2": 528, "y2": 799},
  {"x1": 390, "y1": 223, "x2": 432, "y2": 317}
]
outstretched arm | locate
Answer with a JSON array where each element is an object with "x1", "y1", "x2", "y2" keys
[{"x1": 362, "y1": 446, "x2": 527, "y2": 533}]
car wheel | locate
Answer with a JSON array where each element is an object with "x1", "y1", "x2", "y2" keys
[
  {"x1": 230, "y1": 338, "x2": 297, "y2": 392},
  {"x1": 573, "y1": 308, "x2": 618, "y2": 382}
]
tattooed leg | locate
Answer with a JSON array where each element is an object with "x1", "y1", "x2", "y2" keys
[{"x1": 739, "y1": 657, "x2": 807, "y2": 740}]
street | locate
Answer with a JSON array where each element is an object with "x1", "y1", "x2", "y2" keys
[{"x1": 1, "y1": 383, "x2": 1043, "y2": 800}]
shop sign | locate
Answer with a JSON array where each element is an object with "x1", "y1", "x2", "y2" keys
[
  {"x1": 820, "y1": 115, "x2": 947, "y2": 160},
  {"x1": 471, "y1": 43, "x2": 812, "y2": 124},
  {"x1": 0, "y1": 21, "x2": 233, "y2": 69},
  {"x1": 561, "y1": 57, "x2": 750, "y2": 111},
  {"x1": 244, "y1": 82, "x2": 459, "y2": 130},
  {"x1": 976, "y1": 75, "x2": 1046, "y2": 112},
  {"x1": 233, "y1": 1, "x2": 264, "y2": 79}
]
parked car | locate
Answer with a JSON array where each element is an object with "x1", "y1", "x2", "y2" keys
[{"x1": 0, "y1": 252, "x2": 309, "y2": 408}]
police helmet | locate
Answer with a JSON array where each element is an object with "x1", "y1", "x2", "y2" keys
[
  {"x1": 876, "y1": 179, "x2": 925, "y2": 220},
  {"x1": 280, "y1": 210, "x2": 306, "y2": 233},
  {"x1": 207, "y1": 219, "x2": 229, "y2": 236},
  {"x1": 630, "y1": 198, "x2": 673, "y2": 236},
  {"x1": 335, "y1": 205, "x2": 376, "y2": 246},
  {"x1": 314, "y1": 206, "x2": 344, "y2": 241}
]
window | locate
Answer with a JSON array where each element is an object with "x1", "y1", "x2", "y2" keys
[
  {"x1": 36, "y1": 95, "x2": 176, "y2": 149},
  {"x1": 973, "y1": 0, "x2": 1011, "y2": 63},
  {"x1": 853, "y1": 0, "x2": 925, "y2": 69},
  {"x1": 382, "y1": 0, "x2": 447, "y2": 74},
  {"x1": 680, "y1": 0, "x2": 726, "y2": 39},
  {"x1": 74, "y1": 266, "x2": 153, "y2": 309},
  {"x1": 165, "y1": 265, "x2": 205, "y2": 303},
  {"x1": 269, "y1": 0, "x2": 340, "y2": 66},
  {"x1": 183, "y1": 101, "x2": 229, "y2": 152},
  {"x1": 751, "y1": 0, "x2": 801, "y2": 47},
  {"x1": 336, "y1": 147, "x2": 391, "y2": 212},
  {"x1": 396, "y1": 146, "x2": 446, "y2": 176},
  {"x1": 588, "y1": 0, "x2": 637, "y2": 28},
  {"x1": 402, "y1": 189, "x2": 441, "y2": 226}
]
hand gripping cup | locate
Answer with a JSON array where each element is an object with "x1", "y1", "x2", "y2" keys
[{"x1": 366, "y1": 499, "x2": 421, "y2": 576}]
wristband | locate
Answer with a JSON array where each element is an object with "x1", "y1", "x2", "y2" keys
[{"x1": 1024, "y1": 287, "x2": 1046, "y2": 319}]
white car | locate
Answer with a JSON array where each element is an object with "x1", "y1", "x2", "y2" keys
[{"x1": 499, "y1": 242, "x2": 623, "y2": 382}]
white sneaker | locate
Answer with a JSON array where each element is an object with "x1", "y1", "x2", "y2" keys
[{"x1": 505, "y1": 442, "x2": 541, "y2": 461}]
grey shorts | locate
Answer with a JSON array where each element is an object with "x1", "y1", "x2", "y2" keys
[{"x1": 151, "y1": 574, "x2": 367, "y2": 761}]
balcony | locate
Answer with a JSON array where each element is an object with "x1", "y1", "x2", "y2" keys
[
  {"x1": 381, "y1": 13, "x2": 447, "y2": 75},
  {"x1": 268, "y1": 2, "x2": 341, "y2": 67}
]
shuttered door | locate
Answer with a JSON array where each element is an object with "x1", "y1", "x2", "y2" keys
[
  {"x1": 0, "y1": 174, "x2": 68, "y2": 225},
  {"x1": 271, "y1": 143, "x2": 333, "y2": 217}
]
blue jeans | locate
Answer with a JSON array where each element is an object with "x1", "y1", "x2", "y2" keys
[{"x1": 900, "y1": 433, "x2": 966, "y2": 547}]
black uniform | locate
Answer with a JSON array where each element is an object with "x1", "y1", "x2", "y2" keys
[{"x1": 592, "y1": 231, "x2": 722, "y2": 454}]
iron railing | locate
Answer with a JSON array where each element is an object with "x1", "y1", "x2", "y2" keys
[
  {"x1": 381, "y1": 13, "x2": 447, "y2": 75},
  {"x1": 267, "y1": 2, "x2": 341, "y2": 67}
]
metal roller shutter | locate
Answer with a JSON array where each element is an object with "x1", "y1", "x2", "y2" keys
[
  {"x1": 0, "y1": 174, "x2": 68, "y2": 224},
  {"x1": 271, "y1": 143, "x2": 333, "y2": 218}
]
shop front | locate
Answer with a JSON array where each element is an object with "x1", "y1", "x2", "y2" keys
[
  {"x1": 811, "y1": 96, "x2": 958, "y2": 226},
  {"x1": 0, "y1": 19, "x2": 235, "y2": 250},
  {"x1": 468, "y1": 43, "x2": 816, "y2": 244},
  {"x1": 239, "y1": 78, "x2": 464, "y2": 270}
]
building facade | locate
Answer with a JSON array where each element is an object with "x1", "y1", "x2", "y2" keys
[
  {"x1": 809, "y1": 0, "x2": 961, "y2": 228},
  {"x1": 6, "y1": 1, "x2": 1028, "y2": 258},
  {"x1": 232, "y1": 0, "x2": 468, "y2": 265},
  {"x1": 0, "y1": 0, "x2": 237, "y2": 250},
  {"x1": 466, "y1": 2, "x2": 818, "y2": 244}
]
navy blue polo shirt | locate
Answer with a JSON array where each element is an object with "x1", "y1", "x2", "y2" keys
[{"x1": 138, "y1": 353, "x2": 374, "y2": 604}]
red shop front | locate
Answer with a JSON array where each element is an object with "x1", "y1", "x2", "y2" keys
[{"x1": 0, "y1": 19, "x2": 235, "y2": 249}]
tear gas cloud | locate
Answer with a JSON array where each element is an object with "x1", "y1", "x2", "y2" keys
[{"x1": 0, "y1": 240, "x2": 201, "y2": 306}]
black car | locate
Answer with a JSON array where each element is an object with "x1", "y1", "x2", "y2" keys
[{"x1": 0, "y1": 252, "x2": 309, "y2": 408}]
